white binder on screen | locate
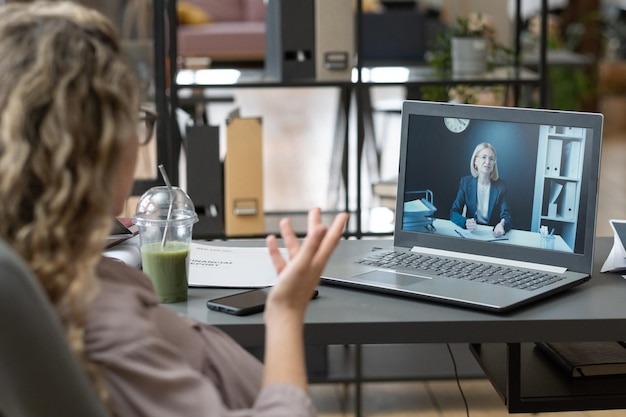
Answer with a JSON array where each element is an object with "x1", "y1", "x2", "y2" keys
[
  {"x1": 548, "y1": 181, "x2": 563, "y2": 218},
  {"x1": 546, "y1": 138, "x2": 563, "y2": 176},
  {"x1": 563, "y1": 141, "x2": 581, "y2": 178},
  {"x1": 562, "y1": 182, "x2": 577, "y2": 220}
]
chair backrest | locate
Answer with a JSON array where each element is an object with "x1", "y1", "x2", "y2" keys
[{"x1": 0, "y1": 239, "x2": 111, "y2": 417}]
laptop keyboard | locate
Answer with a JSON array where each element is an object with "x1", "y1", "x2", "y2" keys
[{"x1": 355, "y1": 250, "x2": 565, "y2": 291}]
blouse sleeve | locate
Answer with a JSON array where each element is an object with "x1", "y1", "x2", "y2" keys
[
  {"x1": 94, "y1": 328, "x2": 316, "y2": 417},
  {"x1": 87, "y1": 258, "x2": 317, "y2": 417}
]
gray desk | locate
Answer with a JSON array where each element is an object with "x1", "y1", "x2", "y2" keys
[{"x1": 168, "y1": 237, "x2": 626, "y2": 413}]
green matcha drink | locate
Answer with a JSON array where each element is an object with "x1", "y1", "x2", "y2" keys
[
  {"x1": 141, "y1": 241, "x2": 190, "y2": 303},
  {"x1": 133, "y1": 185, "x2": 198, "y2": 303}
]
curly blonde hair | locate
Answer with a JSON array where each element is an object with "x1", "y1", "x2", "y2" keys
[{"x1": 0, "y1": 0, "x2": 139, "y2": 409}]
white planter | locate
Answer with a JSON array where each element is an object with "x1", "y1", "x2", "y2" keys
[{"x1": 451, "y1": 37, "x2": 488, "y2": 75}]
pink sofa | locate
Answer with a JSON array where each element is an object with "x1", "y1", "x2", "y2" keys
[{"x1": 177, "y1": 0, "x2": 266, "y2": 62}]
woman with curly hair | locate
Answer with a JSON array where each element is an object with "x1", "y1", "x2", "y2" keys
[{"x1": 0, "y1": 2, "x2": 348, "y2": 416}]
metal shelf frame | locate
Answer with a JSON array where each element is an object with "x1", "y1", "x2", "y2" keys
[{"x1": 147, "y1": 0, "x2": 548, "y2": 237}]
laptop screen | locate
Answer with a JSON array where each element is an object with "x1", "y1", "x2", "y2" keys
[{"x1": 394, "y1": 101, "x2": 603, "y2": 275}]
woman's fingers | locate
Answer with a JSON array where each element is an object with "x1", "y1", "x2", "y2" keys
[
  {"x1": 307, "y1": 207, "x2": 322, "y2": 232},
  {"x1": 266, "y1": 234, "x2": 287, "y2": 273},
  {"x1": 279, "y1": 217, "x2": 300, "y2": 260},
  {"x1": 311, "y1": 212, "x2": 349, "y2": 269},
  {"x1": 266, "y1": 210, "x2": 349, "y2": 280}
]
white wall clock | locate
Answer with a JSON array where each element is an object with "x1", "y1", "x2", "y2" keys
[{"x1": 444, "y1": 117, "x2": 470, "y2": 133}]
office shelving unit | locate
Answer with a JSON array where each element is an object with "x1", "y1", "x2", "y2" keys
[
  {"x1": 148, "y1": 0, "x2": 549, "y2": 238},
  {"x1": 132, "y1": 0, "x2": 179, "y2": 198},
  {"x1": 532, "y1": 125, "x2": 587, "y2": 249}
]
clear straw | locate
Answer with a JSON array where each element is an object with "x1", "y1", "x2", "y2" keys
[{"x1": 158, "y1": 164, "x2": 174, "y2": 248}]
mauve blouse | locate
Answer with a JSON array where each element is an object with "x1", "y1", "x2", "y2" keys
[{"x1": 83, "y1": 257, "x2": 316, "y2": 417}]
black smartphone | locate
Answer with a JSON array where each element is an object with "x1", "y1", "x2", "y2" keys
[{"x1": 206, "y1": 287, "x2": 319, "y2": 316}]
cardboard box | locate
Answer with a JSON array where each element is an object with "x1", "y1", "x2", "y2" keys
[{"x1": 224, "y1": 112, "x2": 264, "y2": 236}]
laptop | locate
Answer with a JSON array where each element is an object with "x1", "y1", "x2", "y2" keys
[
  {"x1": 322, "y1": 100, "x2": 603, "y2": 312},
  {"x1": 106, "y1": 218, "x2": 137, "y2": 248}
]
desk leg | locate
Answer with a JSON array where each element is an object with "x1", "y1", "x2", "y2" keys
[
  {"x1": 354, "y1": 343, "x2": 363, "y2": 417},
  {"x1": 506, "y1": 342, "x2": 523, "y2": 411}
]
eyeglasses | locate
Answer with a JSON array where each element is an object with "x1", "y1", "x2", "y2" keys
[
  {"x1": 476, "y1": 154, "x2": 496, "y2": 163},
  {"x1": 138, "y1": 108, "x2": 158, "y2": 146}
]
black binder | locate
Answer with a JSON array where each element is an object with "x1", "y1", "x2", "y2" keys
[
  {"x1": 265, "y1": 0, "x2": 316, "y2": 81},
  {"x1": 185, "y1": 124, "x2": 224, "y2": 238}
]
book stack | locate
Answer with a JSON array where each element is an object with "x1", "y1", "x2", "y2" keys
[
  {"x1": 371, "y1": 177, "x2": 398, "y2": 210},
  {"x1": 401, "y1": 198, "x2": 437, "y2": 232},
  {"x1": 536, "y1": 341, "x2": 626, "y2": 377}
]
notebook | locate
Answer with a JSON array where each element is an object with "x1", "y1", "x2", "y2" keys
[{"x1": 322, "y1": 100, "x2": 603, "y2": 312}]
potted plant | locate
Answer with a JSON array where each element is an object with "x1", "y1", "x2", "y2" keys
[
  {"x1": 450, "y1": 13, "x2": 493, "y2": 75},
  {"x1": 421, "y1": 13, "x2": 514, "y2": 103}
]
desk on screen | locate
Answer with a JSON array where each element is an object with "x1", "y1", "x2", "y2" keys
[{"x1": 432, "y1": 218, "x2": 572, "y2": 252}]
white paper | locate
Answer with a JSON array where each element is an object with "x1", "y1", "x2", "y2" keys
[
  {"x1": 188, "y1": 242, "x2": 287, "y2": 288},
  {"x1": 404, "y1": 199, "x2": 429, "y2": 213},
  {"x1": 455, "y1": 227, "x2": 508, "y2": 242}
]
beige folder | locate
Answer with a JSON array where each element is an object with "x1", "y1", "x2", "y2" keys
[
  {"x1": 314, "y1": 0, "x2": 353, "y2": 81},
  {"x1": 224, "y1": 114, "x2": 264, "y2": 236}
]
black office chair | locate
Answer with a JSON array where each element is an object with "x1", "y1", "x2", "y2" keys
[{"x1": 0, "y1": 238, "x2": 111, "y2": 417}]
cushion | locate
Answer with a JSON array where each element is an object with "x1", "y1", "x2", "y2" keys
[
  {"x1": 177, "y1": 1, "x2": 214, "y2": 25},
  {"x1": 183, "y1": 0, "x2": 245, "y2": 21},
  {"x1": 242, "y1": 0, "x2": 266, "y2": 21},
  {"x1": 177, "y1": 21, "x2": 265, "y2": 60}
]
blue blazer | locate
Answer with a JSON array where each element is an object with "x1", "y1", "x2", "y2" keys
[{"x1": 450, "y1": 176, "x2": 512, "y2": 232}]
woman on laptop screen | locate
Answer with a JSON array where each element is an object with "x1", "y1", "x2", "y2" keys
[
  {"x1": 0, "y1": 2, "x2": 347, "y2": 416},
  {"x1": 450, "y1": 142, "x2": 513, "y2": 238}
]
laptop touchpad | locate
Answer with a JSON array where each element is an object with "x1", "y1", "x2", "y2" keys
[{"x1": 355, "y1": 270, "x2": 429, "y2": 289}]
